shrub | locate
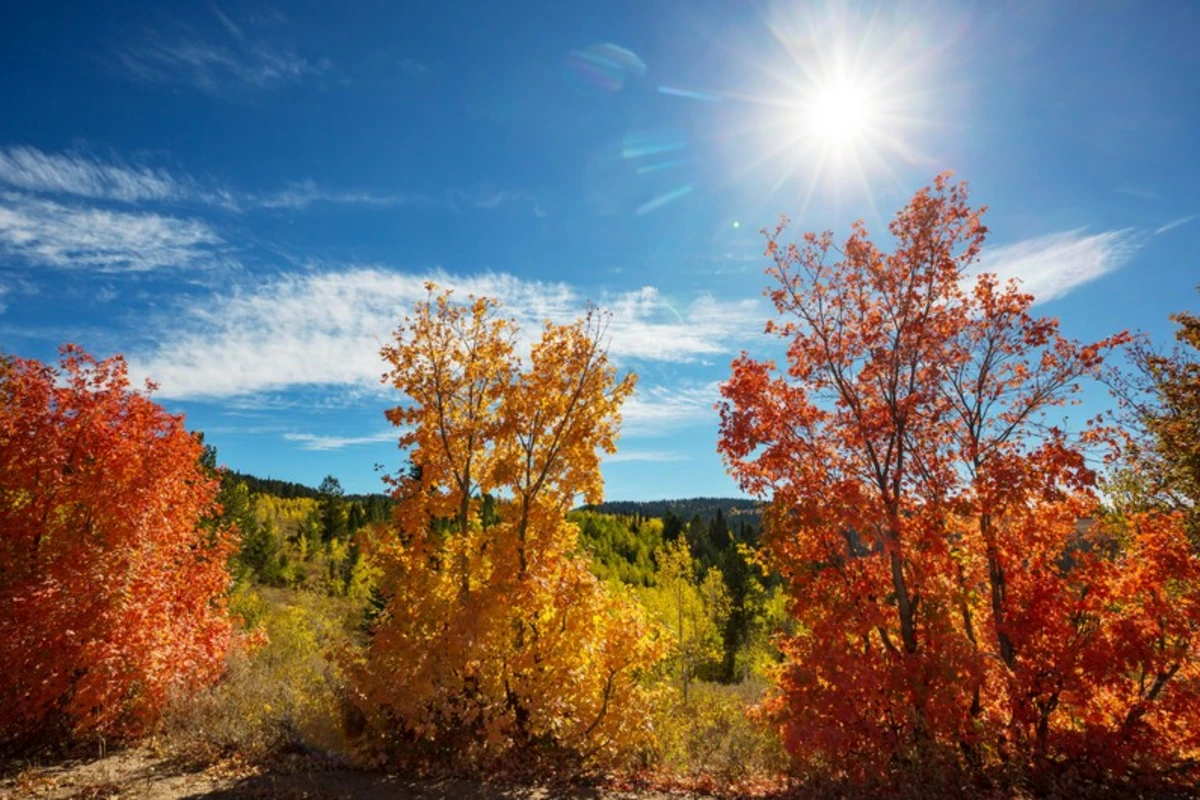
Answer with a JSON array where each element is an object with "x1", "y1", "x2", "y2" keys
[
  {"x1": 651, "y1": 680, "x2": 788, "y2": 784},
  {"x1": 0, "y1": 347, "x2": 234, "y2": 750},
  {"x1": 166, "y1": 590, "x2": 358, "y2": 761}
]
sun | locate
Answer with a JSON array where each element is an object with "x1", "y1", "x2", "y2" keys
[
  {"x1": 708, "y1": 4, "x2": 943, "y2": 219},
  {"x1": 806, "y1": 77, "x2": 875, "y2": 152}
]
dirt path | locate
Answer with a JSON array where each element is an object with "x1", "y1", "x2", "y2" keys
[{"x1": 1, "y1": 749, "x2": 694, "y2": 799}]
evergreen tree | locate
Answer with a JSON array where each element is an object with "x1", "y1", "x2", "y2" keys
[{"x1": 318, "y1": 475, "x2": 349, "y2": 542}]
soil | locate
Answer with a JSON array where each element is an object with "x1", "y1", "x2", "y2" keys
[{"x1": 0, "y1": 748, "x2": 694, "y2": 799}]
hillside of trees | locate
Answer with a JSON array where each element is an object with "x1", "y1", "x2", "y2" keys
[{"x1": 585, "y1": 497, "x2": 763, "y2": 525}]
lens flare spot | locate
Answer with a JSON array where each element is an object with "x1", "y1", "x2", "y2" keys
[
  {"x1": 562, "y1": 43, "x2": 646, "y2": 95},
  {"x1": 636, "y1": 157, "x2": 692, "y2": 174},
  {"x1": 658, "y1": 85, "x2": 722, "y2": 103},
  {"x1": 660, "y1": 301, "x2": 687, "y2": 325},
  {"x1": 622, "y1": 131, "x2": 687, "y2": 159},
  {"x1": 636, "y1": 185, "x2": 693, "y2": 216}
]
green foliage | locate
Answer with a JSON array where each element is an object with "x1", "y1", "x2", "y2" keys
[
  {"x1": 571, "y1": 510, "x2": 662, "y2": 585},
  {"x1": 240, "y1": 519, "x2": 288, "y2": 586},
  {"x1": 318, "y1": 475, "x2": 349, "y2": 543},
  {"x1": 298, "y1": 510, "x2": 322, "y2": 554},
  {"x1": 586, "y1": 497, "x2": 762, "y2": 527},
  {"x1": 226, "y1": 471, "x2": 324, "y2": 500},
  {"x1": 641, "y1": 536, "x2": 730, "y2": 699}
]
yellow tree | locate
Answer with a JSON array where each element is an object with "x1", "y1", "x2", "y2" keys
[{"x1": 357, "y1": 284, "x2": 663, "y2": 767}]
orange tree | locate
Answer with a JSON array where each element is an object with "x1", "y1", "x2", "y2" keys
[
  {"x1": 354, "y1": 285, "x2": 663, "y2": 768},
  {"x1": 717, "y1": 175, "x2": 1200, "y2": 783},
  {"x1": 0, "y1": 346, "x2": 235, "y2": 749}
]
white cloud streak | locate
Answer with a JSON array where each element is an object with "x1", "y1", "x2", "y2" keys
[
  {"x1": 0, "y1": 146, "x2": 192, "y2": 204},
  {"x1": 973, "y1": 228, "x2": 1139, "y2": 304},
  {"x1": 0, "y1": 146, "x2": 538, "y2": 217},
  {"x1": 251, "y1": 179, "x2": 431, "y2": 211},
  {"x1": 118, "y1": 33, "x2": 330, "y2": 97},
  {"x1": 604, "y1": 450, "x2": 690, "y2": 464},
  {"x1": 283, "y1": 431, "x2": 397, "y2": 451},
  {"x1": 1155, "y1": 213, "x2": 1200, "y2": 236},
  {"x1": 620, "y1": 383, "x2": 721, "y2": 436},
  {"x1": 128, "y1": 270, "x2": 762, "y2": 400},
  {"x1": 0, "y1": 192, "x2": 222, "y2": 271},
  {"x1": 0, "y1": 145, "x2": 243, "y2": 209}
]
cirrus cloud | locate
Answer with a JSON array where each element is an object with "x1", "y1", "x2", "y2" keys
[
  {"x1": 126, "y1": 269, "x2": 765, "y2": 400},
  {"x1": 0, "y1": 192, "x2": 222, "y2": 272},
  {"x1": 972, "y1": 227, "x2": 1139, "y2": 304}
]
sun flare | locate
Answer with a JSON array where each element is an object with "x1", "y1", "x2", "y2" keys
[
  {"x1": 807, "y1": 77, "x2": 874, "y2": 150},
  {"x1": 718, "y1": 4, "x2": 941, "y2": 217}
]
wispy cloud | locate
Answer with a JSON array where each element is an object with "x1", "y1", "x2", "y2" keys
[
  {"x1": 127, "y1": 270, "x2": 762, "y2": 399},
  {"x1": 118, "y1": 30, "x2": 331, "y2": 97},
  {"x1": 250, "y1": 182, "x2": 542, "y2": 213},
  {"x1": 0, "y1": 145, "x2": 237, "y2": 209},
  {"x1": 1115, "y1": 187, "x2": 1159, "y2": 202},
  {"x1": 397, "y1": 57, "x2": 429, "y2": 74},
  {"x1": 1155, "y1": 213, "x2": 1200, "y2": 236},
  {"x1": 465, "y1": 186, "x2": 534, "y2": 211},
  {"x1": 0, "y1": 145, "x2": 537, "y2": 217},
  {"x1": 0, "y1": 192, "x2": 222, "y2": 271},
  {"x1": 620, "y1": 383, "x2": 720, "y2": 435},
  {"x1": 283, "y1": 431, "x2": 397, "y2": 451},
  {"x1": 251, "y1": 179, "x2": 431, "y2": 211},
  {"x1": 973, "y1": 228, "x2": 1139, "y2": 304},
  {"x1": 211, "y1": 5, "x2": 245, "y2": 41},
  {"x1": 605, "y1": 450, "x2": 690, "y2": 464}
]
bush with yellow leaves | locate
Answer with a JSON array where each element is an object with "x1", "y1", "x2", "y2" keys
[
  {"x1": 651, "y1": 679, "x2": 788, "y2": 783},
  {"x1": 166, "y1": 588, "x2": 358, "y2": 760},
  {"x1": 353, "y1": 286, "x2": 665, "y2": 770}
]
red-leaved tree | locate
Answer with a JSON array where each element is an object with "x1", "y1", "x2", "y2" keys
[
  {"x1": 0, "y1": 346, "x2": 235, "y2": 749},
  {"x1": 718, "y1": 175, "x2": 1200, "y2": 784}
]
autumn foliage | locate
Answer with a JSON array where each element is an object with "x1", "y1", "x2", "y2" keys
[
  {"x1": 354, "y1": 286, "x2": 664, "y2": 768},
  {"x1": 4, "y1": 184, "x2": 1197, "y2": 795},
  {"x1": 718, "y1": 175, "x2": 1200, "y2": 784},
  {"x1": 1109, "y1": 295, "x2": 1200, "y2": 543},
  {"x1": 0, "y1": 346, "x2": 234, "y2": 749}
]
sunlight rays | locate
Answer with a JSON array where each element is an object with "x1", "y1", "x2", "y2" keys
[{"x1": 704, "y1": 2, "x2": 949, "y2": 221}]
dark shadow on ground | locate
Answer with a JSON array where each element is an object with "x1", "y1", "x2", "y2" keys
[{"x1": 186, "y1": 771, "x2": 617, "y2": 799}]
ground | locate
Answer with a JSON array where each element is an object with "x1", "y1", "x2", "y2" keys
[{"x1": 0, "y1": 748, "x2": 696, "y2": 800}]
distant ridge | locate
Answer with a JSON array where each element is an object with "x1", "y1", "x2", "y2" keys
[
  {"x1": 223, "y1": 470, "x2": 390, "y2": 503},
  {"x1": 224, "y1": 470, "x2": 760, "y2": 522},
  {"x1": 581, "y1": 497, "x2": 762, "y2": 524}
]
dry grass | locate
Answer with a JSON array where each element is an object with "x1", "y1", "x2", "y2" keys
[
  {"x1": 651, "y1": 680, "x2": 788, "y2": 785},
  {"x1": 162, "y1": 588, "x2": 362, "y2": 764}
]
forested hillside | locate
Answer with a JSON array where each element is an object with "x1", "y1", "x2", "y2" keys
[{"x1": 585, "y1": 497, "x2": 762, "y2": 525}]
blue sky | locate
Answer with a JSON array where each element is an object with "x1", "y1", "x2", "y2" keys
[{"x1": 1, "y1": 1, "x2": 1197, "y2": 499}]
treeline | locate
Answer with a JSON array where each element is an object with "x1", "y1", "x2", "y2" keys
[
  {"x1": 213, "y1": 468, "x2": 390, "y2": 595},
  {"x1": 225, "y1": 468, "x2": 395, "y2": 506},
  {"x1": 584, "y1": 496, "x2": 762, "y2": 525}
]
